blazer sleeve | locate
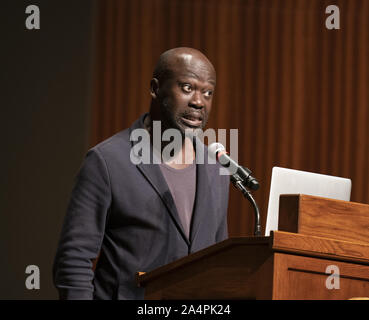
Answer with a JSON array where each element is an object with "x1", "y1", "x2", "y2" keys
[{"x1": 53, "y1": 148, "x2": 111, "y2": 299}]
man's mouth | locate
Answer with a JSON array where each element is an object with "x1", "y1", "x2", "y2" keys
[{"x1": 181, "y1": 114, "x2": 203, "y2": 128}]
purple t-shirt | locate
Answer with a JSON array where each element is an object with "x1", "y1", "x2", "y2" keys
[{"x1": 159, "y1": 162, "x2": 196, "y2": 240}]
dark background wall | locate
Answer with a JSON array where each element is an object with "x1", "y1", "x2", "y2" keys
[
  {"x1": 1, "y1": 1, "x2": 96, "y2": 299},
  {"x1": 1, "y1": 0, "x2": 369, "y2": 299}
]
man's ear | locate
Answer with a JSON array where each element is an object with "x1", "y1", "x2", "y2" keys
[{"x1": 150, "y1": 78, "x2": 160, "y2": 99}]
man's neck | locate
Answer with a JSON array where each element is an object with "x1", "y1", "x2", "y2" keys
[
  {"x1": 144, "y1": 113, "x2": 195, "y2": 169},
  {"x1": 164, "y1": 137, "x2": 195, "y2": 169}
]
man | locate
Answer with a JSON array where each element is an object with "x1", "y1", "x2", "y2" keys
[{"x1": 53, "y1": 47, "x2": 230, "y2": 299}]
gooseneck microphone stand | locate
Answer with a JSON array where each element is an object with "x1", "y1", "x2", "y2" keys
[{"x1": 231, "y1": 174, "x2": 262, "y2": 236}]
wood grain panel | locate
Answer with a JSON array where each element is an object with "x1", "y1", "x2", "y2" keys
[
  {"x1": 137, "y1": 232, "x2": 369, "y2": 299},
  {"x1": 138, "y1": 237, "x2": 273, "y2": 299},
  {"x1": 271, "y1": 231, "x2": 369, "y2": 265},
  {"x1": 273, "y1": 252, "x2": 369, "y2": 300},
  {"x1": 278, "y1": 195, "x2": 369, "y2": 245}
]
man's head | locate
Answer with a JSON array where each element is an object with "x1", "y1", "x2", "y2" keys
[{"x1": 149, "y1": 47, "x2": 216, "y2": 135}]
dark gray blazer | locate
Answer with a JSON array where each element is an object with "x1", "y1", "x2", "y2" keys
[{"x1": 53, "y1": 114, "x2": 230, "y2": 299}]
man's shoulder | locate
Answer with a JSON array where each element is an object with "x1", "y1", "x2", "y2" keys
[{"x1": 96, "y1": 128, "x2": 130, "y2": 149}]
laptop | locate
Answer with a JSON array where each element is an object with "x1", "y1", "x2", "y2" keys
[{"x1": 265, "y1": 167, "x2": 352, "y2": 236}]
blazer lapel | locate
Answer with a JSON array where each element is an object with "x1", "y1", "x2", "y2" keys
[
  {"x1": 189, "y1": 139, "x2": 211, "y2": 244},
  {"x1": 129, "y1": 115, "x2": 190, "y2": 245},
  {"x1": 136, "y1": 162, "x2": 189, "y2": 245}
]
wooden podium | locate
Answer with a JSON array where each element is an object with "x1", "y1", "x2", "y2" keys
[{"x1": 137, "y1": 195, "x2": 369, "y2": 300}]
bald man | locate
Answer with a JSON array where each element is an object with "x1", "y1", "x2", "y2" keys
[{"x1": 53, "y1": 48, "x2": 230, "y2": 300}]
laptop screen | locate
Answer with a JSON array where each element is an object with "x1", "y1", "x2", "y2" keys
[{"x1": 265, "y1": 167, "x2": 352, "y2": 236}]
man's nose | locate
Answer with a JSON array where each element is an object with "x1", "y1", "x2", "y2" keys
[{"x1": 189, "y1": 91, "x2": 204, "y2": 109}]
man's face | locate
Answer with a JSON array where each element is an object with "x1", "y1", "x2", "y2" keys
[{"x1": 154, "y1": 54, "x2": 216, "y2": 134}]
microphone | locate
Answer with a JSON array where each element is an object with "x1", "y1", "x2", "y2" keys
[
  {"x1": 208, "y1": 142, "x2": 261, "y2": 236},
  {"x1": 208, "y1": 143, "x2": 259, "y2": 190}
]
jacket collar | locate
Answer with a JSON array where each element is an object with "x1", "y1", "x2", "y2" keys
[{"x1": 129, "y1": 113, "x2": 211, "y2": 246}]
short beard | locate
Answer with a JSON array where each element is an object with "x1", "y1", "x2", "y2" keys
[{"x1": 160, "y1": 98, "x2": 184, "y2": 135}]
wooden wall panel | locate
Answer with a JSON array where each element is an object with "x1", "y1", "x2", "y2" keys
[{"x1": 91, "y1": 0, "x2": 369, "y2": 236}]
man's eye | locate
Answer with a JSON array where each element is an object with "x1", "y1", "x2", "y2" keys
[
  {"x1": 204, "y1": 90, "x2": 213, "y2": 97},
  {"x1": 181, "y1": 84, "x2": 192, "y2": 93}
]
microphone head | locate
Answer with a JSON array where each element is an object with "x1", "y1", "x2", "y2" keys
[{"x1": 208, "y1": 142, "x2": 226, "y2": 161}]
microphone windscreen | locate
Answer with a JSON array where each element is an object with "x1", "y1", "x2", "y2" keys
[{"x1": 208, "y1": 142, "x2": 226, "y2": 161}]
